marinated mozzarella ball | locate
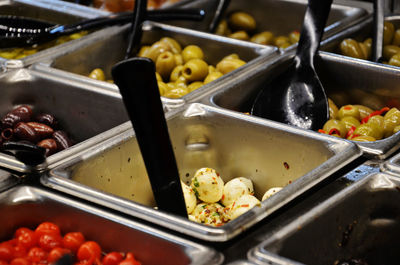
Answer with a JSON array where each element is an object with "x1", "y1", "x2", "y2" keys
[
  {"x1": 262, "y1": 187, "x2": 283, "y2": 201},
  {"x1": 221, "y1": 177, "x2": 254, "y2": 206},
  {"x1": 181, "y1": 181, "x2": 197, "y2": 214},
  {"x1": 191, "y1": 167, "x2": 224, "y2": 203},
  {"x1": 191, "y1": 202, "x2": 229, "y2": 226},
  {"x1": 229, "y1": 194, "x2": 260, "y2": 220}
]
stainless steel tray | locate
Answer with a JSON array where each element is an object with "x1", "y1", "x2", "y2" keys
[
  {"x1": 0, "y1": 68, "x2": 129, "y2": 173},
  {"x1": 197, "y1": 50, "x2": 400, "y2": 159},
  {"x1": 0, "y1": 0, "x2": 109, "y2": 69},
  {"x1": 174, "y1": 0, "x2": 368, "y2": 51},
  {"x1": 0, "y1": 185, "x2": 223, "y2": 265},
  {"x1": 247, "y1": 172, "x2": 400, "y2": 265},
  {"x1": 380, "y1": 150, "x2": 400, "y2": 175},
  {"x1": 0, "y1": 168, "x2": 19, "y2": 192},
  {"x1": 43, "y1": 103, "x2": 361, "y2": 242}
]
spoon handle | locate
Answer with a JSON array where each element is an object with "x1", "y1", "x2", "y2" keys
[
  {"x1": 125, "y1": 0, "x2": 147, "y2": 59},
  {"x1": 112, "y1": 57, "x2": 187, "y2": 217},
  {"x1": 372, "y1": 0, "x2": 385, "y2": 62},
  {"x1": 208, "y1": 0, "x2": 231, "y2": 33},
  {"x1": 295, "y1": 0, "x2": 333, "y2": 68}
]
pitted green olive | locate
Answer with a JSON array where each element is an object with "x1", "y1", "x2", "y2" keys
[
  {"x1": 88, "y1": 68, "x2": 105, "y2": 81},
  {"x1": 145, "y1": 41, "x2": 172, "y2": 62},
  {"x1": 393, "y1": 125, "x2": 400, "y2": 134},
  {"x1": 155, "y1": 72, "x2": 163, "y2": 82},
  {"x1": 367, "y1": 115, "x2": 384, "y2": 127},
  {"x1": 322, "y1": 119, "x2": 347, "y2": 138},
  {"x1": 383, "y1": 45, "x2": 400, "y2": 61},
  {"x1": 340, "y1": 116, "x2": 360, "y2": 131},
  {"x1": 353, "y1": 123, "x2": 383, "y2": 140},
  {"x1": 352, "y1": 135, "x2": 376, "y2": 142},
  {"x1": 384, "y1": 21, "x2": 395, "y2": 45},
  {"x1": 250, "y1": 31, "x2": 274, "y2": 45},
  {"x1": 388, "y1": 54, "x2": 400, "y2": 67},
  {"x1": 182, "y1": 45, "x2": 204, "y2": 63},
  {"x1": 274, "y1": 36, "x2": 290, "y2": 47},
  {"x1": 157, "y1": 81, "x2": 168, "y2": 96},
  {"x1": 392, "y1": 29, "x2": 400, "y2": 46},
  {"x1": 383, "y1": 107, "x2": 400, "y2": 137},
  {"x1": 338, "y1": 105, "x2": 360, "y2": 120},
  {"x1": 328, "y1": 98, "x2": 339, "y2": 119},
  {"x1": 204, "y1": 71, "x2": 223, "y2": 84},
  {"x1": 174, "y1": 54, "x2": 183, "y2": 66},
  {"x1": 182, "y1": 59, "x2": 209, "y2": 81},
  {"x1": 170, "y1": 65, "x2": 184, "y2": 82},
  {"x1": 354, "y1": 105, "x2": 373, "y2": 119},
  {"x1": 339, "y1": 39, "x2": 367, "y2": 59},
  {"x1": 215, "y1": 20, "x2": 230, "y2": 36},
  {"x1": 164, "y1": 87, "x2": 189, "y2": 98},
  {"x1": 216, "y1": 58, "x2": 246, "y2": 74},
  {"x1": 156, "y1": 51, "x2": 176, "y2": 80},
  {"x1": 188, "y1": 81, "x2": 203, "y2": 92},
  {"x1": 138, "y1": 46, "x2": 150, "y2": 57},
  {"x1": 160, "y1": 37, "x2": 182, "y2": 54},
  {"x1": 229, "y1": 31, "x2": 250, "y2": 41},
  {"x1": 228, "y1": 11, "x2": 256, "y2": 32},
  {"x1": 288, "y1": 31, "x2": 300, "y2": 44}
]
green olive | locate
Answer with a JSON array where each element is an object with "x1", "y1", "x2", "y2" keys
[
  {"x1": 392, "y1": 29, "x2": 400, "y2": 46},
  {"x1": 188, "y1": 81, "x2": 203, "y2": 92},
  {"x1": 228, "y1": 11, "x2": 256, "y2": 32},
  {"x1": 137, "y1": 46, "x2": 150, "y2": 57},
  {"x1": 160, "y1": 37, "x2": 182, "y2": 54},
  {"x1": 383, "y1": 107, "x2": 400, "y2": 137},
  {"x1": 354, "y1": 105, "x2": 373, "y2": 120},
  {"x1": 288, "y1": 31, "x2": 300, "y2": 44},
  {"x1": 339, "y1": 39, "x2": 367, "y2": 59},
  {"x1": 322, "y1": 119, "x2": 347, "y2": 138},
  {"x1": 88, "y1": 68, "x2": 105, "y2": 81},
  {"x1": 222, "y1": 53, "x2": 239, "y2": 60},
  {"x1": 393, "y1": 125, "x2": 400, "y2": 134},
  {"x1": 216, "y1": 58, "x2": 246, "y2": 74},
  {"x1": 338, "y1": 105, "x2": 360, "y2": 120},
  {"x1": 164, "y1": 87, "x2": 189, "y2": 98},
  {"x1": 367, "y1": 115, "x2": 384, "y2": 128},
  {"x1": 250, "y1": 31, "x2": 274, "y2": 45},
  {"x1": 182, "y1": 45, "x2": 204, "y2": 63},
  {"x1": 340, "y1": 116, "x2": 361, "y2": 131},
  {"x1": 274, "y1": 36, "x2": 290, "y2": 47},
  {"x1": 215, "y1": 20, "x2": 230, "y2": 36},
  {"x1": 157, "y1": 81, "x2": 169, "y2": 96},
  {"x1": 174, "y1": 54, "x2": 183, "y2": 66},
  {"x1": 363, "y1": 38, "x2": 372, "y2": 59},
  {"x1": 388, "y1": 53, "x2": 400, "y2": 67},
  {"x1": 383, "y1": 45, "x2": 400, "y2": 61},
  {"x1": 182, "y1": 59, "x2": 209, "y2": 82},
  {"x1": 328, "y1": 98, "x2": 339, "y2": 119},
  {"x1": 208, "y1": 65, "x2": 216, "y2": 74},
  {"x1": 170, "y1": 65, "x2": 184, "y2": 82},
  {"x1": 204, "y1": 71, "x2": 224, "y2": 84},
  {"x1": 229, "y1": 31, "x2": 250, "y2": 41},
  {"x1": 384, "y1": 21, "x2": 395, "y2": 45},
  {"x1": 155, "y1": 72, "x2": 163, "y2": 82},
  {"x1": 144, "y1": 41, "x2": 172, "y2": 62},
  {"x1": 156, "y1": 51, "x2": 176, "y2": 80},
  {"x1": 353, "y1": 123, "x2": 383, "y2": 140},
  {"x1": 174, "y1": 76, "x2": 188, "y2": 87},
  {"x1": 352, "y1": 135, "x2": 376, "y2": 142}
]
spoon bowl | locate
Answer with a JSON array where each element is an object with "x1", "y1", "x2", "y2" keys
[{"x1": 251, "y1": 0, "x2": 332, "y2": 130}]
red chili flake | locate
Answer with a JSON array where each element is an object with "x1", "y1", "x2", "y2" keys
[
  {"x1": 289, "y1": 180, "x2": 292, "y2": 184},
  {"x1": 212, "y1": 177, "x2": 216, "y2": 181},
  {"x1": 215, "y1": 223, "x2": 224, "y2": 227},
  {"x1": 345, "y1": 126, "x2": 357, "y2": 139},
  {"x1": 241, "y1": 204, "x2": 249, "y2": 207},
  {"x1": 283, "y1": 162, "x2": 290, "y2": 170},
  {"x1": 318, "y1": 129, "x2": 327, "y2": 134},
  {"x1": 205, "y1": 209, "x2": 210, "y2": 214},
  {"x1": 221, "y1": 194, "x2": 225, "y2": 200},
  {"x1": 361, "y1": 107, "x2": 390, "y2": 124},
  {"x1": 216, "y1": 172, "x2": 220, "y2": 177},
  {"x1": 328, "y1": 128, "x2": 341, "y2": 136}
]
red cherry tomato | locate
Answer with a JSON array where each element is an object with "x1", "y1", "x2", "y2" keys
[
  {"x1": 14, "y1": 228, "x2": 32, "y2": 239},
  {"x1": 62, "y1": 233, "x2": 85, "y2": 253},
  {"x1": 13, "y1": 246, "x2": 26, "y2": 259},
  {"x1": 38, "y1": 234, "x2": 62, "y2": 252},
  {"x1": 35, "y1": 223, "x2": 60, "y2": 237},
  {"x1": 47, "y1": 248, "x2": 71, "y2": 264},
  {"x1": 101, "y1": 252, "x2": 123, "y2": 265},
  {"x1": 77, "y1": 242, "x2": 101, "y2": 263},
  {"x1": 0, "y1": 242, "x2": 14, "y2": 261},
  {"x1": 27, "y1": 247, "x2": 47, "y2": 263},
  {"x1": 16, "y1": 229, "x2": 37, "y2": 250},
  {"x1": 0, "y1": 260, "x2": 8, "y2": 265},
  {"x1": 119, "y1": 253, "x2": 141, "y2": 265},
  {"x1": 10, "y1": 258, "x2": 30, "y2": 265}
]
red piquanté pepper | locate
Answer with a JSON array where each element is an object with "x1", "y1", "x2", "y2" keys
[
  {"x1": 361, "y1": 107, "x2": 390, "y2": 124},
  {"x1": 328, "y1": 128, "x2": 340, "y2": 136},
  {"x1": 345, "y1": 126, "x2": 357, "y2": 139},
  {"x1": 318, "y1": 129, "x2": 327, "y2": 134}
]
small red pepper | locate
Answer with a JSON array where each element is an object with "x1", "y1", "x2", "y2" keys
[
  {"x1": 361, "y1": 107, "x2": 390, "y2": 124},
  {"x1": 241, "y1": 204, "x2": 249, "y2": 207},
  {"x1": 318, "y1": 129, "x2": 327, "y2": 134},
  {"x1": 328, "y1": 128, "x2": 341, "y2": 136},
  {"x1": 345, "y1": 126, "x2": 357, "y2": 139}
]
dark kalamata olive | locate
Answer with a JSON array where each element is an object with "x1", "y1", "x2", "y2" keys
[
  {"x1": 35, "y1": 113, "x2": 58, "y2": 128},
  {"x1": 53, "y1": 130, "x2": 72, "y2": 150},
  {"x1": 14, "y1": 122, "x2": 37, "y2": 143},
  {"x1": 37, "y1": 138, "x2": 58, "y2": 156},
  {"x1": 27, "y1": 122, "x2": 54, "y2": 139},
  {"x1": 1, "y1": 128, "x2": 14, "y2": 141},
  {"x1": 1, "y1": 105, "x2": 32, "y2": 129}
]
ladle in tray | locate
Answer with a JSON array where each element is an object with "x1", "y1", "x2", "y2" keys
[
  {"x1": 251, "y1": 0, "x2": 332, "y2": 130},
  {"x1": 112, "y1": 57, "x2": 187, "y2": 217}
]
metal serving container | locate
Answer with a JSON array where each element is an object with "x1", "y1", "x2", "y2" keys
[
  {"x1": 195, "y1": 50, "x2": 400, "y2": 159},
  {"x1": 380, "y1": 150, "x2": 400, "y2": 175},
  {"x1": 0, "y1": 0, "x2": 105, "y2": 69},
  {"x1": 43, "y1": 103, "x2": 361, "y2": 242},
  {"x1": 31, "y1": 21, "x2": 276, "y2": 109},
  {"x1": 0, "y1": 185, "x2": 223, "y2": 265},
  {"x1": 0, "y1": 68, "x2": 129, "y2": 173},
  {"x1": 0, "y1": 168, "x2": 20, "y2": 192},
  {"x1": 173, "y1": 0, "x2": 368, "y2": 50},
  {"x1": 247, "y1": 172, "x2": 400, "y2": 265}
]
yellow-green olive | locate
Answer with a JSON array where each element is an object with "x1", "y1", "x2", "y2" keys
[
  {"x1": 208, "y1": 65, "x2": 216, "y2": 74},
  {"x1": 352, "y1": 135, "x2": 376, "y2": 142},
  {"x1": 0, "y1": 49, "x2": 22, "y2": 59},
  {"x1": 354, "y1": 105, "x2": 373, "y2": 119},
  {"x1": 340, "y1": 116, "x2": 361, "y2": 131},
  {"x1": 383, "y1": 45, "x2": 400, "y2": 61},
  {"x1": 363, "y1": 38, "x2": 372, "y2": 59},
  {"x1": 216, "y1": 58, "x2": 246, "y2": 74},
  {"x1": 157, "y1": 81, "x2": 169, "y2": 96},
  {"x1": 384, "y1": 21, "x2": 395, "y2": 45},
  {"x1": 155, "y1": 72, "x2": 163, "y2": 82},
  {"x1": 222, "y1": 53, "x2": 239, "y2": 60},
  {"x1": 182, "y1": 59, "x2": 209, "y2": 81},
  {"x1": 393, "y1": 125, "x2": 400, "y2": 134},
  {"x1": 383, "y1": 107, "x2": 400, "y2": 137},
  {"x1": 359, "y1": 42, "x2": 370, "y2": 60},
  {"x1": 174, "y1": 76, "x2": 187, "y2": 87},
  {"x1": 204, "y1": 71, "x2": 224, "y2": 84},
  {"x1": 392, "y1": 29, "x2": 400, "y2": 46},
  {"x1": 353, "y1": 123, "x2": 383, "y2": 140},
  {"x1": 215, "y1": 20, "x2": 230, "y2": 36},
  {"x1": 170, "y1": 65, "x2": 184, "y2": 82},
  {"x1": 228, "y1": 11, "x2": 256, "y2": 32},
  {"x1": 88, "y1": 68, "x2": 106, "y2": 81},
  {"x1": 188, "y1": 81, "x2": 203, "y2": 92},
  {"x1": 367, "y1": 115, "x2": 384, "y2": 128},
  {"x1": 338, "y1": 105, "x2": 360, "y2": 120},
  {"x1": 322, "y1": 119, "x2": 347, "y2": 138},
  {"x1": 229, "y1": 30, "x2": 250, "y2": 41},
  {"x1": 145, "y1": 41, "x2": 172, "y2": 62},
  {"x1": 138, "y1": 46, "x2": 150, "y2": 57},
  {"x1": 174, "y1": 54, "x2": 183, "y2": 66},
  {"x1": 328, "y1": 98, "x2": 339, "y2": 119},
  {"x1": 339, "y1": 39, "x2": 367, "y2": 59},
  {"x1": 388, "y1": 53, "x2": 400, "y2": 67},
  {"x1": 288, "y1": 31, "x2": 300, "y2": 44},
  {"x1": 250, "y1": 31, "x2": 274, "y2": 45},
  {"x1": 156, "y1": 51, "x2": 176, "y2": 80},
  {"x1": 274, "y1": 36, "x2": 290, "y2": 47},
  {"x1": 160, "y1": 37, "x2": 182, "y2": 54},
  {"x1": 164, "y1": 87, "x2": 189, "y2": 98},
  {"x1": 182, "y1": 45, "x2": 204, "y2": 63}
]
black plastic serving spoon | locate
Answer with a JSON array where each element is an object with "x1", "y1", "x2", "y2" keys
[
  {"x1": 125, "y1": 0, "x2": 147, "y2": 59},
  {"x1": 2, "y1": 141, "x2": 46, "y2": 167},
  {"x1": 372, "y1": 0, "x2": 384, "y2": 62},
  {"x1": 111, "y1": 57, "x2": 187, "y2": 217},
  {"x1": 208, "y1": 0, "x2": 231, "y2": 33},
  {"x1": 251, "y1": 0, "x2": 332, "y2": 130},
  {"x1": 0, "y1": 8, "x2": 205, "y2": 48}
]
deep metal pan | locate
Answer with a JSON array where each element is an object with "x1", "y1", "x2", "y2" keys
[
  {"x1": 380, "y1": 151, "x2": 400, "y2": 175},
  {"x1": 0, "y1": 185, "x2": 224, "y2": 265},
  {"x1": 248, "y1": 172, "x2": 400, "y2": 265},
  {"x1": 0, "y1": 68, "x2": 129, "y2": 173},
  {"x1": 43, "y1": 103, "x2": 361, "y2": 242}
]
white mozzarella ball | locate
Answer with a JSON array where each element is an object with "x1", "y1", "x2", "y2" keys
[
  {"x1": 262, "y1": 187, "x2": 283, "y2": 201},
  {"x1": 221, "y1": 177, "x2": 254, "y2": 206},
  {"x1": 181, "y1": 181, "x2": 197, "y2": 214},
  {"x1": 229, "y1": 194, "x2": 260, "y2": 220},
  {"x1": 191, "y1": 167, "x2": 224, "y2": 203}
]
